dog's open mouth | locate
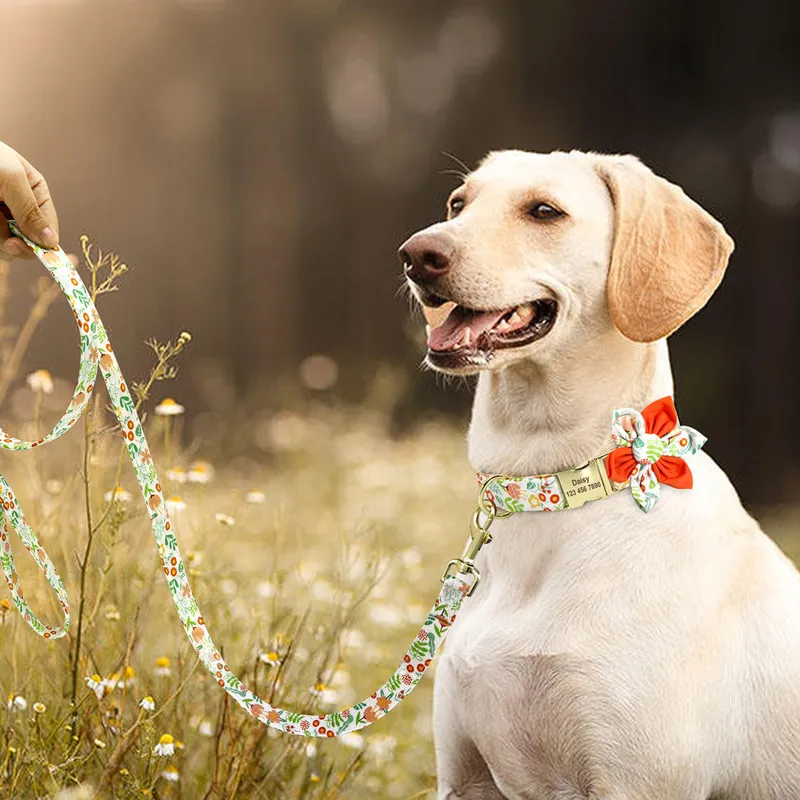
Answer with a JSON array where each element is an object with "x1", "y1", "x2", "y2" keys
[{"x1": 426, "y1": 298, "x2": 558, "y2": 369}]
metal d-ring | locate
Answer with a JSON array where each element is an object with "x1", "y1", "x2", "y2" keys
[{"x1": 477, "y1": 473, "x2": 514, "y2": 518}]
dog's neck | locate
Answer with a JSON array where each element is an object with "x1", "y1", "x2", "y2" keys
[{"x1": 467, "y1": 334, "x2": 675, "y2": 477}]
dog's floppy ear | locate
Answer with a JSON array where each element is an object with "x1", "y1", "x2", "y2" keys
[{"x1": 595, "y1": 155, "x2": 734, "y2": 342}]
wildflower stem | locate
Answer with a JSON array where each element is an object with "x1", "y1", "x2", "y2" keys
[
  {"x1": 201, "y1": 692, "x2": 230, "y2": 800},
  {"x1": 69, "y1": 390, "x2": 101, "y2": 724},
  {"x1": 94, "y1": 655, "x2": 200, "y2": 796},
  {"x1": 324, "y1": 753, "x2": 364, "y2": 799},
  {"x1": 0, "y1": 280, "x2": 60, "y2": 410}
]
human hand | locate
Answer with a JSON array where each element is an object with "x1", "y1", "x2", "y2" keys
[{"x1": 0, "y1": 141, "x2": 59, "y2": 258}]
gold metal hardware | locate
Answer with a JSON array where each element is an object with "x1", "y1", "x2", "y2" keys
[
  {"x1": 555, "y1": 455, "x2": 613, "y2": 509},
  {"x1": 441, "y1": 474, "x2": 510, "y2": 597},
  {"x1": 442, "y1": 462, "x2": 621, "y2": 596}
]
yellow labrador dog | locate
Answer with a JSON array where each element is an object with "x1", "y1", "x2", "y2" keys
[{"x1": 399, "y1": 150, "x2": 800, "y2": 800}]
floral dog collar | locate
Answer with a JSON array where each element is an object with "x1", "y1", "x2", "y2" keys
[{"x1": 478, "y1": 397, "x2": 706, "y2": 514}]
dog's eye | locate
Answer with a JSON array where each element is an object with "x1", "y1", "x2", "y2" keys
[
  {"x1": 448, "y1": 197, "x2": 465, "y2": 216},
  {"x1": 528, "y1": 202, "x2": 563, "y2": 221}
]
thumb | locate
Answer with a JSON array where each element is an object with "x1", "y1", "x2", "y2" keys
[{"x1": 0, "y1": 165, "x2": 58, "y2": 249}]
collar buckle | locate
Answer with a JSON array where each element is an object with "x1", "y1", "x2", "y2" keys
[{"x1": 555, "y1": 455, "x2": 613, "y2": 509}]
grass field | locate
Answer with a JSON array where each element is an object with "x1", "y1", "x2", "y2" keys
[
  {"x1": 0, "y1": 382, "x2": 479, "y2": 800},
  {"x1": 0, "y1": 242, "x2": 795, "y2": 800},
  {"x1": 0, "y1": 242, "x2": 477, "y2": 798}
]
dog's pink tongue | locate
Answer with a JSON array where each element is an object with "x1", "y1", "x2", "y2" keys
[{"x1": 427, "y1": 306, "x2": 507, "y2": 351}]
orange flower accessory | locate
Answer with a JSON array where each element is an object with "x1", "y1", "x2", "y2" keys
[{"x1": 606, "y1": 396, "x2": 706, "y2": 512}]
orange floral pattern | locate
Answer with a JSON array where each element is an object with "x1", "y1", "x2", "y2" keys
[
  {"x1": 476, "y1": 472, "x2": 572, "y2": 513},
  {"x1": 607, "y1": 396, "x2": 705, "y2": 512}
]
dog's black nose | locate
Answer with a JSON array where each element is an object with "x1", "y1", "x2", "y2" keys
[{"x1": 398, "y1": 230, "x2": 456, "y2": 286}]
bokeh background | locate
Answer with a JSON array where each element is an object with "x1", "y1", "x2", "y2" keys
[
  {"x1": 0, "y1": 3, "x2": 799, "y2": 798},
  {"x1": 3, "y1": 0, "x2": 800, "y2": 508}
]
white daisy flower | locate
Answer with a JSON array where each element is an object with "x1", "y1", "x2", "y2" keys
[
  {"x1": 166, "y1": 467, "x2": 187, "y2": 484},
  {"x1": 155, "y1": 657, "x2": 172, "y2": 677},
  {"x1": 104, "y1": 486, "x2": 132, "y2": 504},
  {"x1": 139, "y1": 696, "x2": 156, "y2": 712},
  {"x1": 305, "y1": 742, "x2": 317, "y2": 758},
  {"x1": 188, "y1": 461, "x2": 214, "y2": 484},
  {"x1": 33, "y1": 702, "x2": 46, "y2": 714},
  {"x1": 215, "y1": 513, "x2": 235, "y2": 526},
  {"x1": 310, "y1": 682, "x2": 338, "y2": 705},
  {"x1": 321, "y1": 687, "x2": 339, "y2": 705},
  {"x1": 104, "y1": 605, "x2": 121, "y2": 621},
  {"x1": 258, "y1": 651, "x2": 282, "y2": 668},
  {"x1": 198, "y1": 720, "x2": 215, "y2": 737},
  {"x1": 153, "y1": 733, "x2": 175, "y2": 756},
  {"x1": 85, "y1": 674, "x2": 104, "y2": 700},
  {"x1": 10, "y1": 695, "x2": 27, "y2": 711},
  {"x1": 161, "y1": 765, "x2": 180, "y2": 782},
  {"x1": 339, "y1": 732, "x2": 365, "y2": 750},
  {"x1": 165, "y1": 496, "x2": 186, "y2": 513},
  {"x1": 245, "y1": 490, "x2": 266, "y2": 504},
  {"x1": 155, "y1": 398, "x2": 184, "y2": 416},
  {"x1": 27, "y1": 369, "x2": 54, "y2": 394}
]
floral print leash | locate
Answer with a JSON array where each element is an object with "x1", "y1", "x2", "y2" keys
[
  {"x1": 0, "y1": 224, "x2": 707, "y2": 735},
  {"x1": 2, "y1": 222, "x2": 470, "y2": 737}
]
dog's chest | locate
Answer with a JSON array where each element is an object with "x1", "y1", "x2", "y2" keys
[
  {"x1": 433, "y1": 505, "x2": 697, "y2": 795},
  {"x1": 439, "y1": 595, "x2": 627, "y2": 796}
]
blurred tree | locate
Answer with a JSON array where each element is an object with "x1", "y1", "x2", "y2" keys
[{"x1": 2, "y1": 0, "x2": 797, "y2": 507}]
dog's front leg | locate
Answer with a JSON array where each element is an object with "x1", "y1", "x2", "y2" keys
[
  {"x1": 435, "y1": 731, "x2": 507, "y2": 800},
  {"x1": 434, "y1": 658, "x2": 508, "y2": 799}
]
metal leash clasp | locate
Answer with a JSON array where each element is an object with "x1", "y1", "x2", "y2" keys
[{"x1": 441, "y1": 474, "x2": 512, "y2": 597}]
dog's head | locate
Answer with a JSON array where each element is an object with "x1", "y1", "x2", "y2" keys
[{"x1": 399, "y1": 150, "x2": 734, "y2": 375}]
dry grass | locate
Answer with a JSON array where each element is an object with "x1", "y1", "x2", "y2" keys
[{"x1": 0, "y1": 243, "x2": 476, "y2": 799}]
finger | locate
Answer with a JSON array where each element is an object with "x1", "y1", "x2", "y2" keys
[
  {"x1": 0, "y1": 215, "x2": 11, "y2": 254},
  {"x1": 3, "y1": 236, "x2": 36, "y2": 259},
  {"x1": 0, "y1": 208, "x2": 35, "y2": 259},
  {"x1": 21, "y1": 158, "x2": 59, "y2": 245},
  {"x1": 0, "y1": 160, "x2": 58, "y2": 249}
]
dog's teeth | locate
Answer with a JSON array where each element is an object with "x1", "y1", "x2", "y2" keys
[
  {"x1": 495, "y1": 319, "x2": 511, "y2": 332},
  {"x1": 507, "y1": 311, "x2": 523, "y2": 326},
  {"x1": 462, "y1": 328, "x2": 472, "y2": 346},
  {"x1": 516, "y1": 303, "x2": 534, "y2": 321}
]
